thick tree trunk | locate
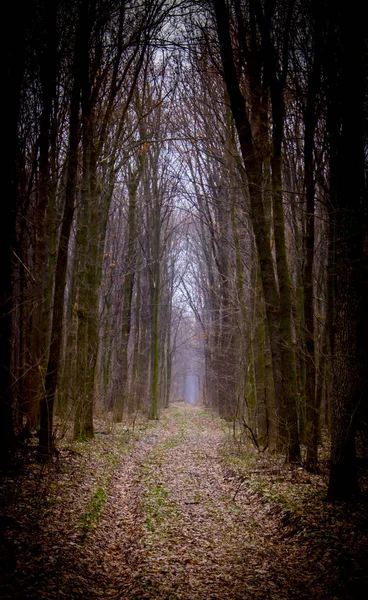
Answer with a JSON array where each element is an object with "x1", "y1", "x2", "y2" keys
[
  {"x1": 264, "y1": 0, "x2": 300, "y2": 461},
  {"x1": 149, "y1": 262, "x2": 160, "y2": 420},
  {"x1": 215, "y1": 189, "x2": 236, "y2": 420},
  {"x1": 328, "y1": 207, "x2": 364, "y2": 499},
  {"x1": 271, "y1": 118, "x2": 300, "y2": 461},
  {"x1": 231, "y1": 204, "x2": 257, "y2": 425},
  {"x1": 74, "y1": 9, "x2": 97, "y2": 439},
  {"x1": 131, "y1": 270, "x2": 142, "y2": 410},
  {"x1": 39, "y1": 4, "x2": 85, "y2": 455},
  {"x1": 74, "y1": 150, "x2": 97, "y2": 439},
  {"x1": 327, "y1": 3, "x2": 367, "y2": 499},
  {"x1": 137, "y1": 267, "x2": 151, "y2": 412},
  {"x1": 251, "y1": 254, "x2": 278, "y2": 452},
  {"x1": 303, "y1": 33, "x2": 321, "y2": 469},
  {"x1": 116, "y1": 156, "x2": 145, "y2": 419},
  {"x1": 163, "y1": 261, "x2": 175, "y2": 409},
  {"x1": 0, "y1": 1, "x2": 31, "y2": 458},
  {"x1": 213, "y1": 0, "x2": 284, "y2": 441},
  {"x1": 149, "y1": 198, "x2": 161, "y2": 420},
  {"x1": 27, "y1": 0, "x2": 58, "y2": 433},
  {"x1": 225, "y1": 102, "x2": 258, "y2": 425}
]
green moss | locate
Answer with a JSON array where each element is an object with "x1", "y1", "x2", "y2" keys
[
  {"x1": 73, "y1": 431, "x2": 139, "y2": 543},
  {"x1": 78, "y1": 486, "x2": 107, "y2": 540},
  {"x1": 74, "y1": 433, "x2": 90, "y2": 443},
  {"x1": 142, "y1": 483, "x2": 176, "y2": 534}
]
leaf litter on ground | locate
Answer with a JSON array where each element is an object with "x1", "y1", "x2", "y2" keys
[{"x1": 0, "y1": 403, "x2": 367, "y2": 599}]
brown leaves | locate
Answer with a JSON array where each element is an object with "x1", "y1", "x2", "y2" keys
[{"x1": 1, "y1": 406, "x2": 367, "y2": 599}]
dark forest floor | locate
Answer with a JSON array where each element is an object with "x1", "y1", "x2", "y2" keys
[{"x1": 1, "y1": 403, "x2": 367, "y2": 599}]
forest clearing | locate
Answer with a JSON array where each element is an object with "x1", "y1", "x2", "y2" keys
[{"x1": 1, "y1": 402, "x2": 367, "y2": 599}]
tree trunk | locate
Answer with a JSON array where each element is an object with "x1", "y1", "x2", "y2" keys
[
  {"x1": 115, "y1": 156, "x2": 145, "y2": 419},
  {"x1": 39, "y1": 4, "x2": 85, "y2": 455},
  {"x1": 327, "y1": 3, "x2": 367, "y2": 500},
  {"x1": 328, "y1": 206, "x2": 365, "y2": 499},
  {"x1": 271, "y1": 104, "x2": 300, "y2": 462},
  {"x1": 27, "y1": 0, "x2": 58, "y2": 432},
  {"x1": 0, "y1": 1, "x2": 32, "y2": 458},
  {"x1": 303, "y1": 22, "x2": 321, "y2": 469},
  {"x1": 213, "y1": 0, "x2": 283, "y2": 441},
  {"x1": 149, "y1": 201, "x2": 161, "y2": 420}
]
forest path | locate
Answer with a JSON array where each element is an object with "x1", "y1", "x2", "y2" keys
[
  {"x1": 83, "y1": 403, "x2": 309, "y2": 599},
  {"x1": 5, "y1": 401, "x2": 365, "y2": 600}
]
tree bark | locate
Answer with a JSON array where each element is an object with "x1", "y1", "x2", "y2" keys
[
  {"x1": 0, "y1": 1, "x2": 32, "y2": 458},
  {"x1": 326, "y1": 2, "x2": 367, "y2": 499},
  {"x1": 148, "y1": 190, "x2": 161, "y2": 420},
  {"x1": 115, "y1": 155, "x2": 145, "y2": 419},
  {"x1": 303, "y1": 16, "x2": 322, "y2": 469},
  {"x1": 27, "y1": 0, "x2": 58, "y2": 432},
  {"x1": 39, "y1": 3, "x2": 85, "y2": 455},
  {"x1": 271, "y1": 112, "x2": 300, "y2": 461},
  {"x1": 213, "y1": 0, "x2": 284, "y2": 446}
]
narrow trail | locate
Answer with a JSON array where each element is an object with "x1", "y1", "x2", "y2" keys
[
  {"x1": 80, "y1": 403, "x2": 310, "y2": 599},
  {"x1": 4, "y1": 402, "x2": 364, "y2": 599}
]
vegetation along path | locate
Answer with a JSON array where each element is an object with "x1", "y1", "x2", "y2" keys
[{"x1": 1, "y1": 403, "x2": 367, "y2": 599}]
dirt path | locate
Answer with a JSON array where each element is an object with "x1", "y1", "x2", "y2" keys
[
  {"x1": 79, "y1": 403, "x2": 311, "y2": 599},
  {"x1": 2, "y1": 402, "x2": 366, "y2": 599}
]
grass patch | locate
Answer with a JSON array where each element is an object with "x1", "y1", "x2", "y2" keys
[
  {"x1": 78, "y1": 485, "x2": 107, "y2": 541},
  {"x1": 139, "y1": 431, "x2": 184, "y2": 538},
  {"x1": 144, "y1": 485, "x2": 168, "y2": 528},
  {"x1": 220, "y1": 436, "x2": 326, "y2": 516},
  {"x1": 72, "y1": 430, "x2": 139, "y2": 542},
  {"x1": 142, "y1": 481, "x2": 177, "y2": 535},
  {"x1": 198, "y1": 408, "x2": 212, "y2": 417}
]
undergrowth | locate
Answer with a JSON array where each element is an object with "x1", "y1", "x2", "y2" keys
[{"x1": 220, "y1": 435, "x2": 328, "y2": 515}]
